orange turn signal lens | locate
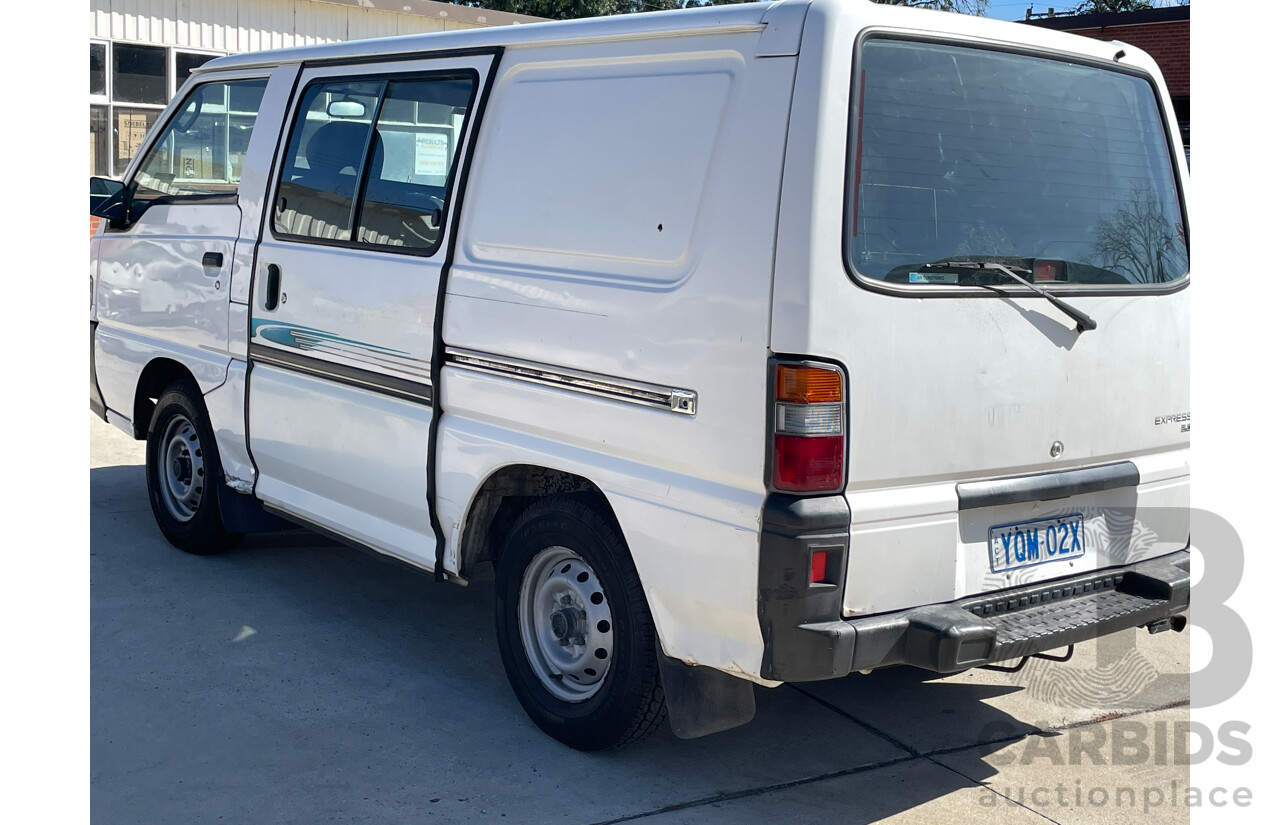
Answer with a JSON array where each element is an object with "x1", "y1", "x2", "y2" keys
[{"x1": 776, "y1": 365, "x2": 843, "y2": 404}]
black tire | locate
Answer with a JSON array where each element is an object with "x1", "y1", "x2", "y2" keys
[
  {"x1": 144, "y1": 379, "x2": 241, "y2": 555},
  {"x1": 495, "y1": 496, "x2": 667, "y2": 750}
]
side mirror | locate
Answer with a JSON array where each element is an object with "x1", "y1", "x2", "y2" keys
[
  {"x1": 99, "y1": 198, "x2": 129, "y2": 227},
  {"x1": 89, "y1": 176, "x2": 124, "y2": 216},
  {"x1": 93, "y1": 179, "x2": 139, "y2": 229}
]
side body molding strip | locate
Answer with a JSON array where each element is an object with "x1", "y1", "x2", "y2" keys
[
  {"x1": 444, "y1": 348, "x2": 698, "y2": 416},
  {"x1": 249, "y1": 343, "x2": 432, "y2": 405}
]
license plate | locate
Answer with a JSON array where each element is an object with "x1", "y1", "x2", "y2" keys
[{"x1": 988, "y1": 514, "x2": 1085, "y2": 573}]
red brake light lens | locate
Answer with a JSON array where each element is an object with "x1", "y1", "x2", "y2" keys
[
  {"x1": 772, "y1": 435, "x2": 844, "y2": 492},
  {"x1": 1034, "y1": 259, "x2": 1064, "y2": 282}
]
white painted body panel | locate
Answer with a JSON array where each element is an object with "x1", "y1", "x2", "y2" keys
[
  {"x1": 90, "y1": 0, "x2": 1192, "y2": 685},
  {"x1": 250, "y1": 364, "x2": 435, "y2": 564},
  {"x1": 436, "y1": 30, "x2": 797, "y2": 673},
  {"x1": 771, "y1": 1, "x2": 1191, "y2": 615},
  {"x1": 94, "y1": 200, "x2": 239, "y2": 361},
  {"x1": 437, "y1": 373, "x2": 771, "y2": 683},
  {"x1": 844, "y1": 450, "x2": 1190, "y2": 615},
  {"x1": 94, "y1": 322, "x2": 232, "y2": 426},
  {"x1": 203, "y1": 358, "x2": 254, "y2": 490}
]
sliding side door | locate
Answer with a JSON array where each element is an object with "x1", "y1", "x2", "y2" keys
[{"x1": 247, "y1": 53, "x2": 494, "y2": 569}]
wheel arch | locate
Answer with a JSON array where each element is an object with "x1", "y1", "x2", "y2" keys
[
  {"x1": 457, "y1": 464, "x2": 623, "y2": 578},
  {"x1": 133, "y1": 358, "x2": 201, "y2": 439}
]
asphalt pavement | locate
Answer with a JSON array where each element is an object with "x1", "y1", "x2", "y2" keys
[{"x1": 91, "y1": 414, "x2": 1191, "y2": 824}]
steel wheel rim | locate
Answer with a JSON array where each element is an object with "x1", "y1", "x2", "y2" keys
[
  {"x1": 158, "y1": 414, "x2": 204, "y2": 522},
  {"x1": 518, "y1": 546, "x2": 615, "y2": 702}
]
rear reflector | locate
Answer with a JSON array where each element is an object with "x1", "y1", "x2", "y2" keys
[{"x1": 810, "y1": 549, "x2": 829, "y2": 584}]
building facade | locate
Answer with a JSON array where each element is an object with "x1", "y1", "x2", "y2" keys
[
  {"x1": 90, "y1": 0, "x2": 540, "y2": 177},
  {"x1": 1022, "y1": 4, "x2": 1190, "y2": 152}
]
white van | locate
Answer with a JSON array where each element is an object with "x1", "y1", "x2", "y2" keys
[{"x1": 89, "y1": 0, "x2": 1191, "y2": 750}]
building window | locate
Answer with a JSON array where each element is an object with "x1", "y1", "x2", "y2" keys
[
  {"x1": 113, "y1": 43, "x2": 167, "y2": 105},
  {"x1": 90, "y1": 43, "x2": 106, "y2": 96},
  {"x1": 91, "y1": 41, "x2": 228, "y2": 179},
  {"x1": 176, "y1": 51, "x2": 217, "y2": 87},
  {"x1": 91, "y1": 105, "x2": 109, "y2": 177},
  {"x1": 113, "y1": 107, "x2": 162, "y2": 177}
]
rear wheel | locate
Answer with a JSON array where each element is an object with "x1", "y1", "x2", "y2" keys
[
  {"x1": 144, "y1": 379, "x2": 240, "y2": 554},
  {"x1": 495, "y1": 496, "x2": 667, "y2": 750}
]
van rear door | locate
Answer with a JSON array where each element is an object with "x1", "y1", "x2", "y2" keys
[{"x1": 774, "y1": 35, "x2": 1190, "y2": 616}]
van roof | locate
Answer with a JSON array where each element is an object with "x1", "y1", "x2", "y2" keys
[
  {"x1": 199, "y1": 1, "x2": 789, "y2": 72},
  {"x1": 197, "y1": 0, "x2": 1146, "y2": 79}
]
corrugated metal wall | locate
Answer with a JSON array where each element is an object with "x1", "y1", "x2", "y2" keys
[{"x1": 88, "y1": 0, "x2": 477, "y2": 52}]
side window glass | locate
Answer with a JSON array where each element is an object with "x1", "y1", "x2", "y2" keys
[
  {"x1": 133, "y1": 79, "x2": 268, "y2": 202},
  {"x1": 273, "y1": 81, "x2": 382, "y2": 242},
  {"x1": 355, "y1": 77, "x2": 474, "y2": 252},
  {"x1": 273, "y1": 73, "x2": 476, "y2": 253}
]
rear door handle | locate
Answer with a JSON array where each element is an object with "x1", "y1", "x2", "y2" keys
[{"x1": 202, "y1": 252, "x2": 223, "y2": 269}]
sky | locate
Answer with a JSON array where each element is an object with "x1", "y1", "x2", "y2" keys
[{"x1": 986, "y1": 1, "x2": 1187, "y2": 22}]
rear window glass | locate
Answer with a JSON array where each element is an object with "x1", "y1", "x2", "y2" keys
[{"x1": 848, "y1": 40, "x2": 1187, "y2": 288}]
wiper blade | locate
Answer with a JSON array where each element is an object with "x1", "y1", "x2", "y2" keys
[
  {"x1": 927, "y1": 259, "x2": 1032, "y2": 275},
  {"x1": 925, "y1": 260, "x2": 1098, "y2": 333}
]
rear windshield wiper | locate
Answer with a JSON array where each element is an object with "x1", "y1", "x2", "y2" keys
[{"x1": 924, "y1": 260, "x2": 1098, "y2": 334}]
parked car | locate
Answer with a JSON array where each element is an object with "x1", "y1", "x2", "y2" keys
[{"x1": 90, "y1": 0, "x2": 1191, "y2": 750}]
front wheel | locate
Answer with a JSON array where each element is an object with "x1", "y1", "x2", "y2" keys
[
  {"x1": 495, "y1": 497, "x2": 667, "y2": 750},
  {"x1": 144, "y1": 379, "x2": 241, "y2": 554}
]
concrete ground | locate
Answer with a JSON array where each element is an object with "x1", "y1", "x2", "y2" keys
[{"x1": 91, "y1": 414, "x2": 1190, "y2": 824}]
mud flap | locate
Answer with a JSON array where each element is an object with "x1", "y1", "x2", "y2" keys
[{"x1": 656, "y1": 655, "x2": 756, "y2": 739}]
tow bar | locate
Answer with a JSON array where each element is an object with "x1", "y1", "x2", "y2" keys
[{"x1": 981, "y1": 645, "x2": 1075, "y2": 674}]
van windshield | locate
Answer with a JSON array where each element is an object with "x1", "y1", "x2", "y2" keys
[{"x1": 847, "y1": 40, "x2": 1187, "y2": 287}]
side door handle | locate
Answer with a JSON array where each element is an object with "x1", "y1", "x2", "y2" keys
[
  {"x1": 263, "y1": 263, "x2": 282, "y2": 311},
  {"x1": 202, "y1": 251, "x2": 223, "y2": 269}
]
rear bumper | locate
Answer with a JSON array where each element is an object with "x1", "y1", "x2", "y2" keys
[{"x1": 757, "y1": 495, "x2": 1190, "y2": 681}]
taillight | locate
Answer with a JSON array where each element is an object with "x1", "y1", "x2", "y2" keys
[{"x1": 771, "y1": 362, "x2": 846, "y2": 493}]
